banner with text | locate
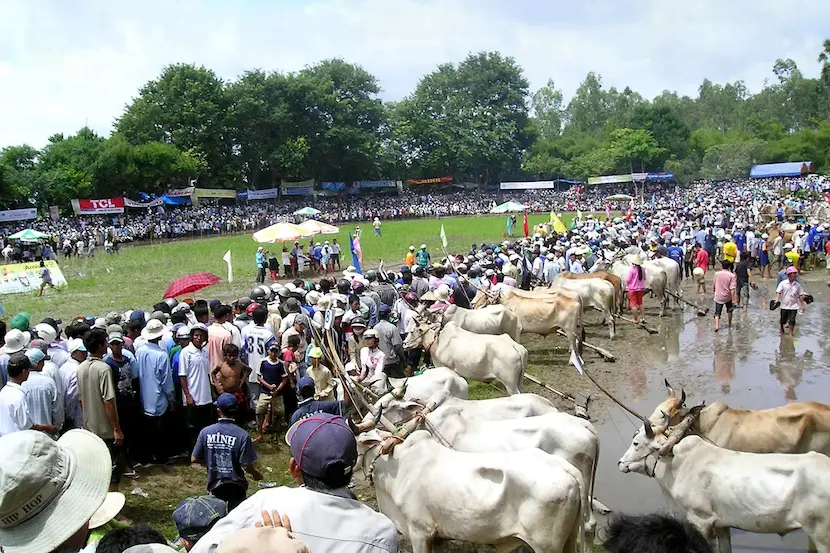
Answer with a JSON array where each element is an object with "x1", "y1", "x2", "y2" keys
[
  {"x1": 0, "y1": 260, "x2": 68, "y2": 295},
  {"x1": 166, "y1": 186, "x2": 195, "y2": 197},
  {"x1": 124, "y1": 197, "x2": 163, "y2": 208},
  {"x1": 0, "y1": 208, "x2": 37, "y2": 223},
  {"x1": 406, "y1": 176, "x2": 453, "y2": 185},
  {"x1": 194, "y1": 188, "x2": 237, "y2": 199},
  {"x1": 245, "y1": 188, "x2": 279, "y2": 200},
  {"x1": 71, "y1": 197, "x2": 125, "y2": 215},
  {"x1": 500, "y1": 181, "x2": 555, "y2": 190},
  {"x1": 356, "y1": 180, "x2": 399, "y2": 189}
]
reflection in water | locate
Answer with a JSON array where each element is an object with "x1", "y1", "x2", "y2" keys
[
  {"x1": 713, "y1": 336, "x2": 736, "y2": 394},
  {"x1": 769, "y1": 336, "x2": 802, "y2": 401}
]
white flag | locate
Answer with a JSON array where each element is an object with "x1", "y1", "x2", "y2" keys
[
  {"x1": 440, "y1": 224, "x2": 448, "y2": 248},
  {"x1": 223, "y1": 250, "x2": 233, "y2": 283}
]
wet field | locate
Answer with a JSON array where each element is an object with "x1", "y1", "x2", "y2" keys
[{"x1": 539, "y1": 272, "x2": 829, "y2": 553}]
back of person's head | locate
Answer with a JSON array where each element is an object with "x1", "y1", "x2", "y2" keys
[
  {"x1": 603, "y1": 514, "x2": 712, "y2": 553},
  {"x1": 721, "y1": 260, "x2": 733, "y2": 271},
  {"x1": 252, "y1": 306, "x2": 268, "y2": 326},
  {"x1": 96, "y1": 524, "x2": 167, "y2": 553}
]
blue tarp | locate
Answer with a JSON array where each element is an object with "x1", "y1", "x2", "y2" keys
[
  {"x1": 162, "y1": 194, "x2": 191, "y2": 205},
  {"x1": 750, "y1": 162, "x2": 815, "y2": 178}
]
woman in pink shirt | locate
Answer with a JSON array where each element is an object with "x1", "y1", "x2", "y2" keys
[{"x1": 626, "y1": 254, "x2": 647, "y2": 324}]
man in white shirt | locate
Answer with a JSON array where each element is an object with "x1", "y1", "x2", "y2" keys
[
  {"x1": 179, "y1": 324, "x2": 214, "y2": 447},
  {"x1": 191, "y1": 413, "x2": 397, "y2": 553},
  {"x1": 22, "y1": 348, "x2": 59, "y2": 437},
  {"x1": 60, "y1": 338, "x2": 88, "y2": 429},
  {"x1": 241, "y1": 306, "x2": 277, "y2": 410}
]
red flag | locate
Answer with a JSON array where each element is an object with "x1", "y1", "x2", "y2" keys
[{"x1": 523, "y1": 211, "x2": 529, "y2": 237}]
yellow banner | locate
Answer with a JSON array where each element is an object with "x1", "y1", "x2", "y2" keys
[
  {"x1": 0, "y1": 261, "x2": 68, "y2": 295},
  {"x1": 193, "y1": 188, "x2": 237, "y2": 199}
]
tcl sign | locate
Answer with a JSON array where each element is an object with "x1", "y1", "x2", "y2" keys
[{"x1": 71, "y1": 197, "x2": 125, "y2": 215}]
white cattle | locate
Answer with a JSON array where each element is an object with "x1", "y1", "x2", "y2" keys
[
  {"x1": 440, "y1": 303, "x2": 522, "y2": 342},
  {"x1": 619, "y1": 420, "x2": 830, "y2": 553},
  {"x1": 403, "y1": 320, "x2": 526, "y2": 395},
  {"x1": 373, "y1": 366, "x2": 469, "y2": 401},
  {"x1": 357, "y1": 430, "x2": 586, "y2": 553},
  {"x1": 551, "y1": 275, "x2": 616, "y2": 339}
]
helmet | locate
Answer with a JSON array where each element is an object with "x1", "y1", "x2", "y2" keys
[
  {"x1": 250, "y1": 287, "x2": 267, "y2": 301},
  {"x1": 351, "y1": 281, "x2": 365, "y2": 294}
]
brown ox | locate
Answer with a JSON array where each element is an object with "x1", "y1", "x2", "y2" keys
[
  {"x1": 472, "y1": 287, "x2": 585, "y2": 373},
  {"x1": 649, "y1": 380, "x2": 830, "y2": 455},
  {"x1": 561, "y1": 270, "x2": 622, "y2": 313}
]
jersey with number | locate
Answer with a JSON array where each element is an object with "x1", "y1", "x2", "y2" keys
[{"x1": 241, "y1": 325, "x2": 276, "y2": 383}]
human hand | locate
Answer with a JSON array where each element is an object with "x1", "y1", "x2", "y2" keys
[{"x1": 256, "y1": 509, "x2": 292, "y2": 532}]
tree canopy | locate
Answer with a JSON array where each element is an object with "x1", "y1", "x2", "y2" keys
[{"x1": 1, "y1": 44, "x2": 829, "y2": 210}]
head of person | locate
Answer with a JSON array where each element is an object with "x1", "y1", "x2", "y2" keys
[
  {"x1": 83, "y1": 328, "x2": 109, "y2": 358},
  {"x1": 222, "y1": 343, "x2": 240, "y2": 364},
  {"x1": 96, "y1": 524, "x2": 168, "y2": 553},
  {"x1": 0, "y1": 429, "x2": 111, "y2": 553},
  {"x1": 214, "y1": 392, "x2": 238, "y2": 419},
  {"x1": 786, "y1": 266, "x2": 798, "y2": 280},
  {"x1": 363, "y1": 328, "x2": 379, "y2": 349},
  {"x1": 286, "y1": 413, "x2": 358, "y2": 491},
  {"x1": 173, "y1": 496, "x2": 228, "y2": 551},
  {"x1": 603, "y1": 513, "x2": 713, "y2": 553},
  {"x1": 189, "y1": 323, "x2": 208, "y2": 349}
]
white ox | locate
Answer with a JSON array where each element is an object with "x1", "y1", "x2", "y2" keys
[
  {"x1": 372, "y1": 366, "x2": 469, "y2": 401},
  {"x1": 358, "y1": 430, "x2": 586, "y2": 553},
  {"x1": 551, "y1": 275, "x2": 616, "y2": 339},
  {"x1": 403, "y1": 319, "x2": 527, "y2": 395},
  {"x1": 439, "y1": 303, "x2": 522, "y2": 342},
  {"x1": 591, "y1": 258, "x2": 669, "y2": 317},
  {"x1": 369, "y1": 393, "x2": 600, "y2": 543},
  {"x1": 619, "y1": 421, "x2": 830, "y2": 553},
  {"x1": 472, "y1": 287, "x2": 585, "y2": 373}
]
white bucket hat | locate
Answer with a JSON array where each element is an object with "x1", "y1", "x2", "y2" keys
[
  {"x1": 2, "y1": 329, "x2": 31, "y2": 354},
  {"x1": 0, "y1": 429, "x2": 110, "y2": 553},
  {"x1": 141, "y1": 319, "x2": 166, "y2": 341}
]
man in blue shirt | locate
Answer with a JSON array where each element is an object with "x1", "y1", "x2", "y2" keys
[
  {"x1": 192, "y1": 393, "x2": 262, "y2": 510},
  {"x1": 134, "y1": 319, "x2": 174, "y2": 464}
]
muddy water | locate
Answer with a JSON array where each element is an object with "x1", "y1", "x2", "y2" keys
[{"x1": 585, "y1": 279, "x2": 830, "y2": 553}]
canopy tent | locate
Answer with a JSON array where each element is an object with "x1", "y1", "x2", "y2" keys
[
  {"x1": 605, "y1": 194, "x2": 633, "y2": 201},
  {"x1": 293, "y1": 206, "x2": 321, "y2": 216},
  {"x1": 750, "y1": 162, "x2": 815, "y2": 178},
  {"x1": 297, "y1": 220, "x2": 339, "y2": 236},
  {"x1": 8, "y1": 229, "x2": 50, "y2": 242},
  {"x1": 252, "y1": 222, "x2": 311, "y2": 243},
  {"x1": 490, "y1": 201, "x2": 527, "y2": 214}
]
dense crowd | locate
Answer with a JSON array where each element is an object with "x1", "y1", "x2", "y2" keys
[{"x1": 0, "y1": 177, "x2": 821, "y2": 262}]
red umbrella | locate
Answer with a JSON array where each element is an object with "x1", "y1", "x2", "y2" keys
[{"x1": 163, "y1": 272, "x2": 221, "y2": 299}]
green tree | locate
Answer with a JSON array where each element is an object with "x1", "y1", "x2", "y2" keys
[{"x1": 115, "y1": 64, "x2": 234, "y2": 187}]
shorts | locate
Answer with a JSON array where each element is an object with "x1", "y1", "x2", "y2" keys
[
  {"x1": 628, "y1": 290, "x2": 645, "y2": 308},
  {"x1": 780, "y1": 309, "x2": 798, "y2": 327},
  {"x1": 714, "y1": 301, "x2": 734, "y2": 317},
  {"x1": 104, "y1": 438, "x2": 126, "y2": 485},
  {"x1": 255, "y1": 392, "x2": 276, "y2": 416}
]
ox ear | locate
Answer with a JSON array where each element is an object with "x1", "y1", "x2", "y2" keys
[{"x1": 664, "y1": 379, "x2": 675, "y2": 398}]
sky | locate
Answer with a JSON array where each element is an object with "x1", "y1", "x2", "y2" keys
[{"x1": 1, "y1": 0, "x2": 828, "y2": 148}]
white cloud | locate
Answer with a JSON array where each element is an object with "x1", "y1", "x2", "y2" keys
[{"x1": 0, "y1": 0, "x2": 827, "y2": 148}]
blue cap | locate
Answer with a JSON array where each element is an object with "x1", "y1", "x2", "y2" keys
[
  {"x1": 286, "y1": 413, "x2": 357, "y2": 479},
  {"x1": 214, "y1": 392, "x2": 236, "y2": 411},
  {"x1": 173, "y1": 496, "x2": 228, "y2": 541}
]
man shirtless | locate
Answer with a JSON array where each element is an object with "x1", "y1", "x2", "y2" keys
[{"x1": 210, "y1": 343, "x2": 251, "y2": 423}]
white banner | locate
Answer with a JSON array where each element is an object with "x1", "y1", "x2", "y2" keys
[
  {"x1": 0, "y1": 261, "x2": 68, "y2": 295},
  {"x1": 166, "y1": 186, "x2": 195, "y2": 197},
  {"x1": 246, "y1": 188, "x2": 278, "y2": 200},
  {"x1": 500, "y1": 181, "x2": 555, "y2": 190},
  {"x1": 0, "y1": 208, "x2": 37, "y2": 223},
  {"x1": 124, "y1": 197, "x2": 163, "y2": 208}
]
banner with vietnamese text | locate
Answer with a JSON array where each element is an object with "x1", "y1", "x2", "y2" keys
[{"x1": 71, "y1": 198, "x2": 125, "y2": 215}]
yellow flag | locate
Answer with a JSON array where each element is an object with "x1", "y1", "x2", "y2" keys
[{"x1": 550, "y1": 210, "x2": 567, "y2": 234}]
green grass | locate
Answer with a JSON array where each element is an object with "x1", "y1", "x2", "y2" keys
[{"x1": 4, "y1": 212, "x2": 598, "y2": 324}]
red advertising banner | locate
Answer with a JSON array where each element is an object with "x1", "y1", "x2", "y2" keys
[{"x1": 71, "y1": 197, "x2": 125, "y2": 215}]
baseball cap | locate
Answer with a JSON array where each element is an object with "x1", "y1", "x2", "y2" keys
[
  {"x1": 0, "y1": 429, "x2": 111, "y2": 553},
  {"x1": 214, "y1": 392, "x2": 237, "y2": 411},
  {"x1": 285, "y1": 413, "x2": 358, "y2": 480},
  {"x1": 173, "y1": 496, "x2": 228, "y2": 542},
  {"x1": 216, "y1": 527, "x2": 310, "y2": 553}
]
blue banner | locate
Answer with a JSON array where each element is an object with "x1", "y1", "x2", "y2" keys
[{"x1": 321, "y1": 181, "x2": 346, "y2": 191}]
